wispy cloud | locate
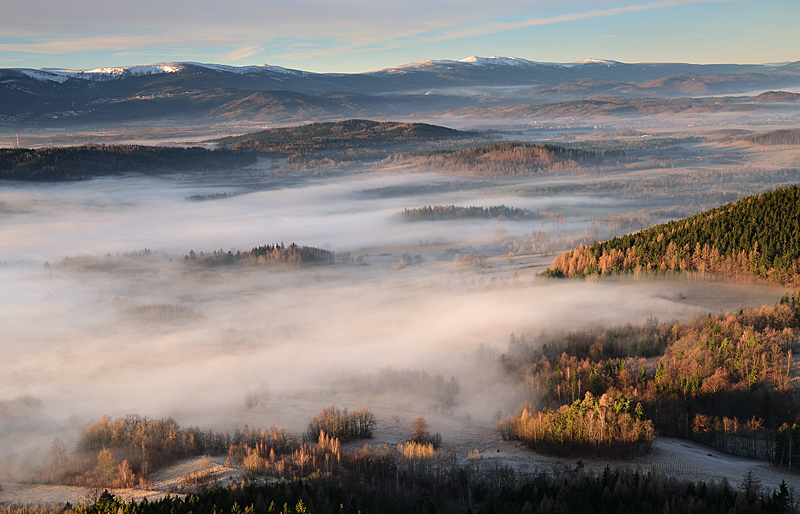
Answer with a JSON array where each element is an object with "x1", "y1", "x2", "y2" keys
[
  {"x1": 0, "y1": 35, "x2": 169, "y2": 55},
  {"x1": 277, "y1": 0, "x2": 733, "y2": 61},
  {"x1": 227, "y1": 44, "x2": 263, "y2": 61}
]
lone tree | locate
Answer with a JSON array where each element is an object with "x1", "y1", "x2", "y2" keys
[
  {"x1": 408, "y1": 417, "x2": 441, "y2": 447},
  {"x1": 409, "y1": 417, "x2": 430, "y2": 444}
]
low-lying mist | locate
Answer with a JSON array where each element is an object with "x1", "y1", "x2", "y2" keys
[{"x1": 0, "y1": 168, "x2": 788, "y2": 481}]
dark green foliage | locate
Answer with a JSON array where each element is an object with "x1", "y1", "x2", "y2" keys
[
  {"x1": 547, "y1": 185, "x2": 800, "y2": 283},
  {"x1": 22, "y1": 466, "x2": 794, "y2": 514},
  {"x1": 400, "y1": 205, "x2": 537, "y2": 221},
  {"x1": 186, "y1": 242, "x2": 335, "y2": 267},
  {"x1": 0, "y1": 145, "x2": 256, "y2": 181}
]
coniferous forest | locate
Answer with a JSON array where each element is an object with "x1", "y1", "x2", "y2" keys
[{"x1": 545, "y1": 186, "x2": 800, "y2": 284}]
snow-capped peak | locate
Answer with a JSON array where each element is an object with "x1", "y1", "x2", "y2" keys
[
  {"x1": 374, "y1": 56, "x2": 547, "y2": 74},
  {"x1": 30, "y1": 63, "x2": 184, "y2": 82},
  {"x1": 563, "y1": 58, "x2": 623, "y2": 68}
]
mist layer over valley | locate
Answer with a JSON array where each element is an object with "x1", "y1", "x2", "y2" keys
[{"x1": 1, "y1": 146, "x2": 794, "y2": 490}]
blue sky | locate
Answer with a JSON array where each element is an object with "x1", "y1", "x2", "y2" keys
[{"x1": 1, "y1": 0, "x2": 798, "y2": 72}]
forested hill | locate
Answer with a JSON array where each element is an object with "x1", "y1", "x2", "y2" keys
[
  {"x1": 545, "y1": 185, "x2": 800, "y2": 283},
  {"x1": 217, "y1": 119, "x2": 476, "y2": 153},
  {"x1": 384, "y1": 142, "x2": 629, "y2": 175},
  {"x1": 0, "y1": 145, "x2": 256, "y2": 181},
  {"x1": 748, "y1": 129, "x2": 800, "y2": 145}
]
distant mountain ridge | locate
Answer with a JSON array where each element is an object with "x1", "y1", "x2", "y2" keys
[
  {"x1": 3, "y1": 56, "x2": 800, "y2": 128},
  {"x1": 14, "y1": 56, "x2": 790, "y2": 81}
]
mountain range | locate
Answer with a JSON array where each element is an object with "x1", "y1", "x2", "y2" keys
[{"x1": 3, "y1": 56, "x2": 800, "y2": 128}]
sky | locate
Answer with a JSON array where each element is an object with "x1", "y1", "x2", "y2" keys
[{"x1": 1, "y1": 0, "x2": 798, "y2": 73}]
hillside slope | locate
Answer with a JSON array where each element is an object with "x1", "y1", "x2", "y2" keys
[
  {"x1": 545, "y1": 186, "x2": 800, "y2": 283},
  {"x1": 385, "y1": 141, "x2": 628, "y2": 175},
  {"x1": 217, "y1": 119, "x2": 474, "y2": 152}
]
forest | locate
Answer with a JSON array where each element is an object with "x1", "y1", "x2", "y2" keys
[
  {"x1": 0, "y1": 145, "x2": 256, "y2": 181},
  {"x1": 399, "y1": 205, "x2": 538, "y2": 221},
  {"x1": 748, "y1": 129, "x2": 800, "y2": 145},
  {"x1": 544, "y1": 185, "x2": 800, "y2": 284},
  {"x1": 183, "y1": 243, "x2": 334, "y2": 268},
  {"x1": 13, "y1": 454, "x2": 797, "y2": 514},
  {"x1": 498, "y1": 291, "x2": 800, "y2": 465},
  {"x1": 218, "y1": 120, "x2": 475, "y2": 154},
  {"x1": 384, "y1": 142, "x2": 629, "y2": 175},
  {"x1": 23, "y1": 399, "x2": 799, "y2": 514}
]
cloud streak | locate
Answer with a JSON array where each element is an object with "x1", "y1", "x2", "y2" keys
[
  {"x1": 0, "y1": 0, "x2": 740, "y2": 68},
  {"x1": 279, "y1": 0, "x2": 733, "y2": 61}
]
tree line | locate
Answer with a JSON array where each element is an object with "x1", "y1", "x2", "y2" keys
[
  {"x1": 748, "y1": 129, "x2": 800, "y2": 146},
  {"x1": 0, "y1": 145, "x2": 256, "y2": 181},
  {"x1": 544, "y1": 185, "x2": 800, "y2": 284},
  {"x1": 304, "y1": 405, "x2": 376, "y2": 443},
  {"x1": 11, "y1": 462, "x2": 796, "y2": 514},
  {"x1": 19, "y1": 393, "x2": 800, "y2": 513},
  {"x1": 400, "y1": 205, "x2": 538, "y2": 221},
  {"x1": 185, "y1": 242, "x2": 335, "y2": 267}
]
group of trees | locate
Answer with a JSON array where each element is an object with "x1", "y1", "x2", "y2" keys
[
  {"x1": 400, "y1": 205, "x2": 538, "y2": 221},
  {"x1": 498, "y1": 392, "x2": 654, "y2": 457},
  {"x1": 185, "y1": 193, "x2": 239, "y2": 201},
  {"x1": 51, "y1": 414, "x2": 236, "y2": 488},
  {"x1": 0, "y1": 145, "x2": 255, "y2": 181},
  {"x1": 184, "y1": 242, "x2": 335, "y2": 268},
  {"x1": 545, "y1": 186, "x2": 800, "y2": 284},
  {"x1": 229, "y1": 431, "x2": 337, "y2": 481},
  {"x1": 385, "y1": 142, "x2": 628, "y2": 175},
  {"x1": 499, "y1": 293, "x2": 800, "y2": 463},
  {"x1": 304, "y1": 405, "x2": 376, "y2": 443}
]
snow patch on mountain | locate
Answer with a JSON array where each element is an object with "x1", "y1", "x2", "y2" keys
[
  {"x1": 376, "y1": 56, "x2": 628, "y2": 73},
  {"x1": 186, "y1": 62, "x2": 312, "y2": 77},
  {"x1": 17, "y1": 69, "x2": 71, "y2": 83},
  {"x1": 31, "y1": 63, "x2": 184, "y2": 81},
  {"x1": 459, "y1": 56, "x2": 541, "y2": 67},
  {"x1": 563, "y1": 58, "x2": 624, "y2": 68}
]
